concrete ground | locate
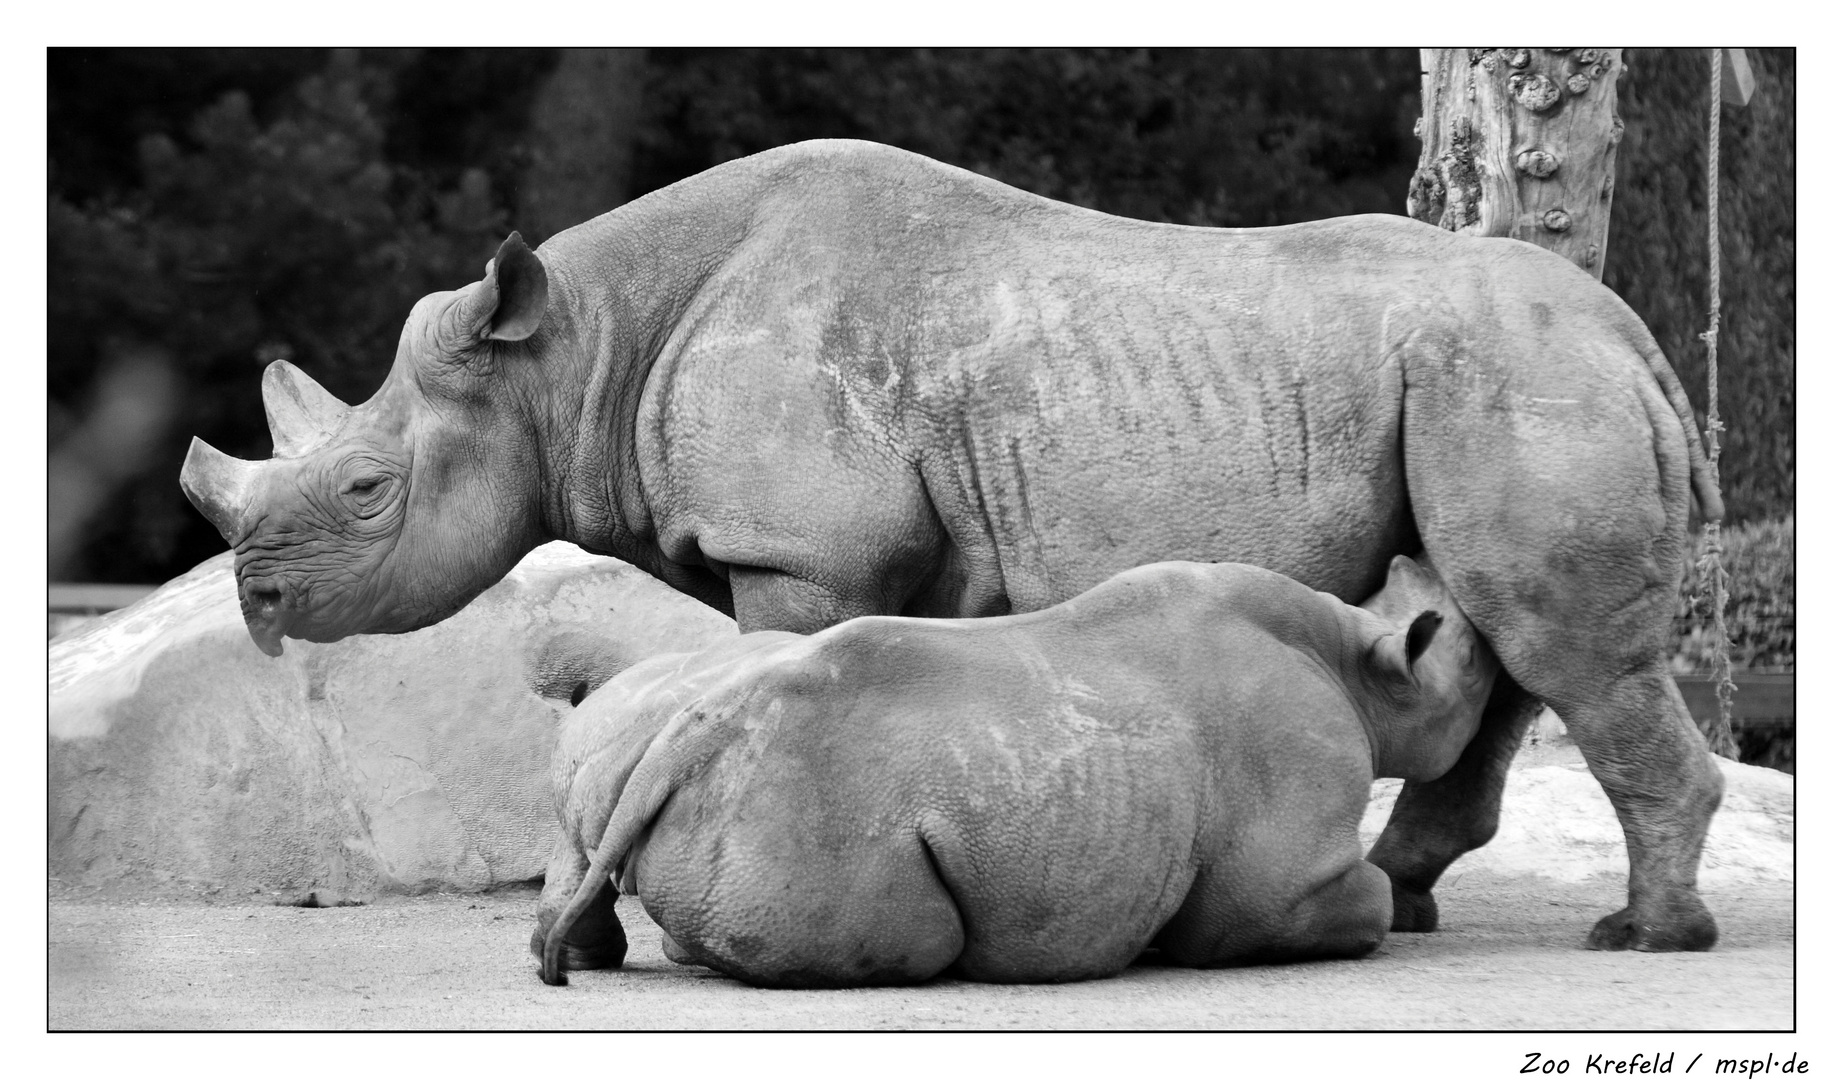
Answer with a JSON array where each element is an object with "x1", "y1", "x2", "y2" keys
[{"x1": 49, "y1": 867, "x2": 1791, "y2": 1031}]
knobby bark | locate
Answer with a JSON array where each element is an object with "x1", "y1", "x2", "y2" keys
[
  {"x1": 1408, "y1": 48, "x2": 1623, "y2": 280},
  {"x1": 1411, "y1": 48, "x2": 1744, "y2": 757}
]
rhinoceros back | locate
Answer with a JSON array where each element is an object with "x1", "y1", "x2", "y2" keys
[{"x1": 545, "y1": 141, "x2": 1689, "y2": 619}]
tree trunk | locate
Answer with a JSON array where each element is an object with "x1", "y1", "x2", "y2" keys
[
  {"x1": 1409, "y1": 48, "x2": 1741, "y2": 759},
  {"x1": 1407, "y1": 48, "x2": 1623, "y2": 280},
  {"x1": 518, "y1": 48, "x2": 648, "y2": 244}
]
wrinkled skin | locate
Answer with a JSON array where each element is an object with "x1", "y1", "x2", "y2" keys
[
  {"x1": 182, "y1": 139, "x2": 1725, "y2": 951},
  {"x1": 532, "y1": 558, "x2": 1498, "y2": 988}
]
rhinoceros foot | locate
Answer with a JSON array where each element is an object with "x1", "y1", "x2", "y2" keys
[
  {"x1": 1388, "y1": 882, "x2": 1440, "y2": 933},
  {"x1": 1586, "y1": 895, "x2": 1719, "y2": 952}
]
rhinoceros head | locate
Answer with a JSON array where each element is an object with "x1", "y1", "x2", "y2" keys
[
  {"x1": 180, "y1": 234, "x2": 553, "y2": 656},
  {"x1": 1358, "y1": 553, "x2": 1501, "y2": 780}
]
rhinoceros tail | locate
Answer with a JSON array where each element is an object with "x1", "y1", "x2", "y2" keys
[
  {"x1": 1631, "y1": 333, "x2": 1726, "y2": 525},
  {"x1": 540, "y1": 705, "x2": 737, "y2": 987}
]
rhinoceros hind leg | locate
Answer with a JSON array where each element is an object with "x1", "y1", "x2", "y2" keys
[
  {"x1": 1559, "y1": 675, "x2": 1722, "y2": 953},
  {"x1": 1367, "y1": 678, "x2": 1545, "y2": 932},
  {"x1": 529, "y1": 879, "x2": 628, "y2": 971},
  {"x1": 672, "y1": 831, "x2": 966, "y2": 989},
  {"x1": 1399, "y1": 341, "x2": 1723, "y2": 950},
  {"x1": 660, "y1": 930, "x2": 700, "y2": 966},
  {"x1": 1588, "y1": 894, "x2": 1720, "y2": 952},
  {"x1": 1155, "y1": 857, "x2": 1390, "y2": 967},
  {"x1": 1250, "y1": 859, "x2": 1394, "y2": 964}
]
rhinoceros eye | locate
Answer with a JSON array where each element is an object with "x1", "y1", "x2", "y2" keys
[{"x1": 341, "y1": 475, "x2": 394, "y2": 516}]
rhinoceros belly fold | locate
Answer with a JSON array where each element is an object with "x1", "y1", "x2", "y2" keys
[{"x1": 907, "y1": 265, "x2": 1412, "y2": 611}]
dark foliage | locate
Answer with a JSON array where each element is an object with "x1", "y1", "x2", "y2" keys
[
  {"x1": 1672, "y1": 513, "x2": 1794, "y2": 772},
  {"x1": 634, "y1": 48, "x2": 1421, "y2": 227},
  {"x1": 47, "y1": 47, "x2": 1790, "y2": 587},
  {"x1": 48, "y1": 48, "x2": 325, "y2": 205},
  {"x1": 49, "y1": 50, "x2": 512, "y2": 581},
  {"x1": 1674, "y1": 515, "x2": 1794, "y2": 673},
  {"x1": 1605, "y1": 48, "x2": 1794, "y2": 525}
]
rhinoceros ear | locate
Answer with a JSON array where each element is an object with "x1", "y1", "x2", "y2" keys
[
  {"x1": 1386, "y1": 553, "x2": 1421, "y2": 588},
  {"x1": 1371, "y1": 610, "x2": 1443, "y2": 685},
  {"x1": 262, "y1": 360, "x2": 351, "y2": 458},
  {"x1": 448, "y1": 233, "x2": 549, "y2": 349},
  {"x1": 180, "y1": 437, "x2": 262, "y2": 543},
  {"x1": 1405, "y1": 610, "x2": 1441, "y2": 666},
  {"x1": 485, "y1": 232, "x2": 549, "y2": 342}
]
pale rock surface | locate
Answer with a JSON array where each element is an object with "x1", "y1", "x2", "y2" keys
[
  {"x1": 49, "y1": 543, "x2": 735, "y2": 901},
  {"x1": 1362, "y1": 710, "x2": 1793, "y2": 886},
  {"x1": 51, "y1": 558, "x2": 1789, "y2": 901}
]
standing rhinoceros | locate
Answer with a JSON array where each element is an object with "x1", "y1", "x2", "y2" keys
[
  {"x1": 181, "y1": 139, "x2": 1724, "y2": 952},
  {"x1": 533, "y1": 555, "x2": 1498, "y2": 988}
]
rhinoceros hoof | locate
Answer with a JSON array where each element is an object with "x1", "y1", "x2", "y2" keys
[
  {"x1": 1586, "y1": 902, "x2": 1719, "y2": 952},
  {"x1": 1389, "y1": 883, "x2": 1440, "y2": 933}
]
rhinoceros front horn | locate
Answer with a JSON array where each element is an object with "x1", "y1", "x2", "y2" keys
[
  {"x1": 180, "y1": 437, "x2": 262, "y2": 543},
  {"x1": 262, "y1": 359, "x2": 352, "y2": 458}
]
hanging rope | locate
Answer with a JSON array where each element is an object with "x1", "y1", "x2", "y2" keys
[{"x1": 1694, "y1": 48, "x2": 1738, "y2": 758}]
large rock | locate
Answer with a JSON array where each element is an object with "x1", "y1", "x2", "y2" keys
[
  {"x1": 1362, "y1": 738, "x2": 1792, "y2": 886},
  {"x1": 52, "y1": 549, "x2": 1789, "y2": 903},
  {"x1": 49, "y1": 543, "x2": 735, "y2": 901}
]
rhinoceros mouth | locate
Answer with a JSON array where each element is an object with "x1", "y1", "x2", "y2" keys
[
  {"x1": 241, "y1": 584, "x2": 292, "y2": 657},
  {"x1": 247, "y1": 621, "x2": 288, "y2": 657}
]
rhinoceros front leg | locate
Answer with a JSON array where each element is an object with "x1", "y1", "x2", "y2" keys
[{"x1": 1366, "y1": 678, "x2": 1544, "y2": 932}]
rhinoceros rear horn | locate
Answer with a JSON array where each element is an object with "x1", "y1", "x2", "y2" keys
[
  {"x1": 262, "y1": 360, "x2": 352, "y2": 457},
  {"x1": 180, "y1": 437, "x2": 262, "y2": 543},
  {"x1": 458, "y1": 232, "x2": 549, "y2": 345}
]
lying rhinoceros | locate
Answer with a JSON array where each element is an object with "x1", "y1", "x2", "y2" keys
[
  {"x1": 180, "y1": 139, "x2": 1724, "y2": 951},
  {"x1": 532, "y1": 555, "x2": 1498, "y2": 988}
]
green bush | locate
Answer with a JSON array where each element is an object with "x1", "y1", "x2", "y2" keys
[{"x1": 1673, "y1": 515, "x2": 1793, "y2": 672}]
